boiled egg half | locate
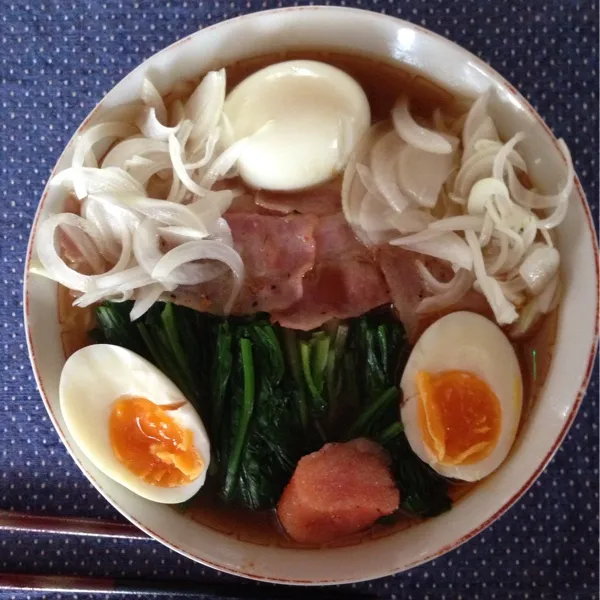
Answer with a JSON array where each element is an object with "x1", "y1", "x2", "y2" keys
[
  {"x1": 59, "y1": 344, "x2": 210, "y2": 503},
  {"x1": 400, "y1": 312, "x2": 523, "y2": 482},
  {"x1": 223, "y1": 60, "x2": 370, "y2": 191}
]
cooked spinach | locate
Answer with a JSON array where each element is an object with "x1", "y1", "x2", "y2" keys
[{"x1": 93, "y1": 302, "x2": 451, "y2": 517}]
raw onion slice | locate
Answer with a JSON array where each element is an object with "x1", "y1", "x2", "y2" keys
[
  {"x1": 81, "y1": 198, "x2": 121, "y2": 261},
  {"x1": 357, "y1": 191, "x2": 397, "y2": 245},
  {"x1": 199, "y1": 138, "x2": 248, "y2": 190},
  {"x1": 168, "y1": 132, "x2": 211, "y2": 198},
  {"x1": 466, "y1": 230, "x2": 518, "y2": 324},
  {"x1": 462, "y1": 89, "x2": 491, "y2": 149},
  {"x1": 518, "y1": 245, "x2": 560, "y2": 295},
  {"x1": 428, "y1": 215, "x2": 485, "y2": 232},
  {"x1": 462, "y1": 115, "x2": 499, "y2": 163},
  {"x1": 35, "y1": 213, "x2": 101, "y2": 292},
  {"x1": 492, "y1": 132, "x2": 526, "y2": 180},
  {"x1": 71, "y1": 122, "x2": 139, "y2": 197},
  {"x1": 59, "y1": 223, "x2": 105, "y2": 274},
  {"x1": 392, "y1": 94, "x2": 454, "y2": 154},
  {"x1": 124, "y1": 196, "x2": 209, "y2": 233},
  {"x1": 137, "y1": 107, "x2": 180, "y2": 142},
  {"x1": 101, "y1": 138, "x2": 169, "y2": 169},
  {"x1": 397, "y1": 143, "x2": 454, "y2": 208},
  {"x1": 533, "y1": 140, "x2": 574, "y2": 229},
  {"x1": 186, "y1": 69, "x2": 226, "y2": 153},
  {"x1": 133, "y1": 218, "x2": 165, "y2": 277},
  {"x1": 391, "y1": 229, "x2": 473, "y2": 270},
  {"x1": 369, "y1": 130, "x2": 411, "y2": 212},
  {"x1": 152, "y1": 240, "x2": 244, "y2": 312},
  {"x1": 130, "y1": 283, "x2": 166, "y2": 321},
  {"x1": 417, "y1": 269, "x2": 474, "y2": 314},
  {"x1": 342, "y1": 123, "x2": 384, "y2": 230},
  {"x1": 185, "y1": 127, "x2": 221, "y2": 170},
  {"x1": 51, "y1": 166, "x2": 146, "y2": 201},
  {"x1": 454, "y1": 144, "x2": 526, "y2": 200},
  {"x1": 140, "y1": 77, "x2": 167, "y2": 124}
]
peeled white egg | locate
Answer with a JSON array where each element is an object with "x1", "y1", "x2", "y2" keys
[
  {"x1": 59, "y1": 344, "x2": 210, "y2": 504},
  {"x1": 223, "y1": 60, "x2": 371, "y2": 191},
  {"x1": 400, "y1": 312, "x2": 523, "y2": 482}
]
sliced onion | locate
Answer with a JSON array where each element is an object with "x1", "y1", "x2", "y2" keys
[
  {"x1": 59, "y1": 223, "x2": 105, "y2": 274},
  {"x1": 140, "y1": 77, "x2": 167, "y2": 124},
  {"x1": 416, "y1": 259, "x2": 455, "y2": 294},
  {"x1": 168, "y1": 133, "x2": 210, "y2": 198},
  {"x1": 492, "y1": 132, "x2": 526, "y2": 180},
  {"x1": 185, "y1": 126, "x2": 220, "y2": 170},
  {"x1": 169, "y1": 99, "x2": 185, "y2": 128},
  {"x1": 397, "y1": 143, "x2": 454, "y2": 208},
  {"x1": 462, "y1": 89, "x2": 491, "y2": 149},
  {"x1": 486, "y1": 231, "x2": 510, "y2": 275},
  {"x1": 128, "y1": 158, "x2": 173, "y2": 188},
  {"x1": 130, "y1": 283, "x2": 166, "y2": 321},
  {"x1": 417, "y1": 269, "x2": 475, "y2": 314},
  {"x1": 71, "y1": 122, "x2": 138, "y2": 198},
  {"x1": 392, "y1": 94, "x2": 454, "y2": 154},
  {"x1": 35, "y1": 213, "x2": 102, "y2": 291},
  {"x1": 158, "y1": 226, "x2": 209, "y2": 245},
  {"x1": 152, "y1": 240, "x2": 244, "y2": 312},
  {"x1": 51, "y1": 166, "x2": 146, "y2": 200},
  {"x1": 130, "y1": 284, "x2": 165, "y2": 320},
  {"x1": 462, "y1": 115, "x2": 499, "y2": 163},
  {"x1": 388, "y1": 209, "x2": 435, "y2": 234},
  {"x1": 391, "y1": 229, "x2": 473, "y2": 270},
  {"x1": 137, "y1": 107, "x2": 180, "y2": 142},
  {"x1": 534, "y1": 140, "x2": 574, "y2": 229},
  {"x1": 369, "y1": 130, "x2": 410, "y2": 212},
  {"x1": 94, "y1": 265, "x2": 153, "y2": 292},
  {"x1": 102, "y1": 138, "x2": 169, "y2": 169},
  {"x1": 342, "y1": 123, "x2": 384, "y2": 230},
  {"x1": 125, "y1": 196, "x2": 209, "y2": 233},
  {"x1": 133, "y1": 218, "x2": 164, "y2": 276},
  {"x1": 466, "y1": 230, "x2": 518, "y2": 324},
  {"x1": 467, "y1": 177, "x2": 511, "y2": 216},
  {"x1": 186, "y1": 70, "x2": 226, "y2": 153},
  {"x1": 81, "y1": 198, "x2": 121, "y2": 261},
  {"x1": 429, "y1": 215, "x2": 485, "y2": 232},
  {"x1": 199, "y1": 138, "x2": 248, "y2": 190},
  {"x1": 454, "y1": 144, "x2": 526, "y2": 200},
  {"x1": 519, "y1": 246, "x2": 560, "y2": 295},
  {"x1": 357, "y1": 192, "x2": 397, "y2": 245}
]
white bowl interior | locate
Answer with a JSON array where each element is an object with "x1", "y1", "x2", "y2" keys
[{"x1": 24, "y1": 7, "x2": 598, "y2": 584}]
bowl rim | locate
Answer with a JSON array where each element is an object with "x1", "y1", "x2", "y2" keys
[{"x1": 23, "y1": 5, "x2": 599, "y2": 585}]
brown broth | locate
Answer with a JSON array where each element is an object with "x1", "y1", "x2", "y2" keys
[{"x1": 58, "y1": 49, "x2": 559, "y2": 550}]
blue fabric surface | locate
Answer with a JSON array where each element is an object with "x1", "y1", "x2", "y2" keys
[{"x1": 0, "y1": 0, "x2": 598, "y2": 598}]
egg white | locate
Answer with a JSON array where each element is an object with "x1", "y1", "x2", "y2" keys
[
  {"x1": 223, "y1": 60, "x2": 370, "y2": 191},
  {"x1": 59, "y1": 344, "x2": 210, "y2": 504},
  {"x1": 400, "y1": 312, "x2": 523, "y2": 481}
]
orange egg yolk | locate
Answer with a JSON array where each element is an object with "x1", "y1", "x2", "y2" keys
[
  {"x1": 109, "y1": 397, "x2": 203, "y2": 487},
  {"x1": 416, "y1": 370, "x2": 501, "y2": 465}
]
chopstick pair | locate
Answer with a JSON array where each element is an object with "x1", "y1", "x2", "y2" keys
[
  {"x1": 0, "y1": 572, "x2": 378, "y2": 599},
  {"x1": 0, "y1": 511, "x2": 379, "y2": 598}
]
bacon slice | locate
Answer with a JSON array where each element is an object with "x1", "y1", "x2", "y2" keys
[
  {"x1": 171, "y1": 213, "x2": 318, "y2": 315},
  {"x1": 271, "y1": 215, "x2": 391, "y2": 330}
]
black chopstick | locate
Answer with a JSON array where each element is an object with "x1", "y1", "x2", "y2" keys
[
  {"x1": 0, "y1": 572, "x2": 379, "y2": 599},
  {"x1": 0, "y1": 509, "x2": 146, "y2": 539}
]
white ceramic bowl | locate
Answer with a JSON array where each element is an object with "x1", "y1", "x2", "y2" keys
[{"x1": 24, "y1": 6, "x2": 598, "y2": 585}]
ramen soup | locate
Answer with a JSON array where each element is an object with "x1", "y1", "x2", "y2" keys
[{"x1": 35, "y1": 50, "x2": 570, "y2": 547}]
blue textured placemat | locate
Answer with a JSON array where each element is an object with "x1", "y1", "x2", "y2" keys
[{"x1": 0, "y1": 1, "x2": 598, "y2": 599}]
